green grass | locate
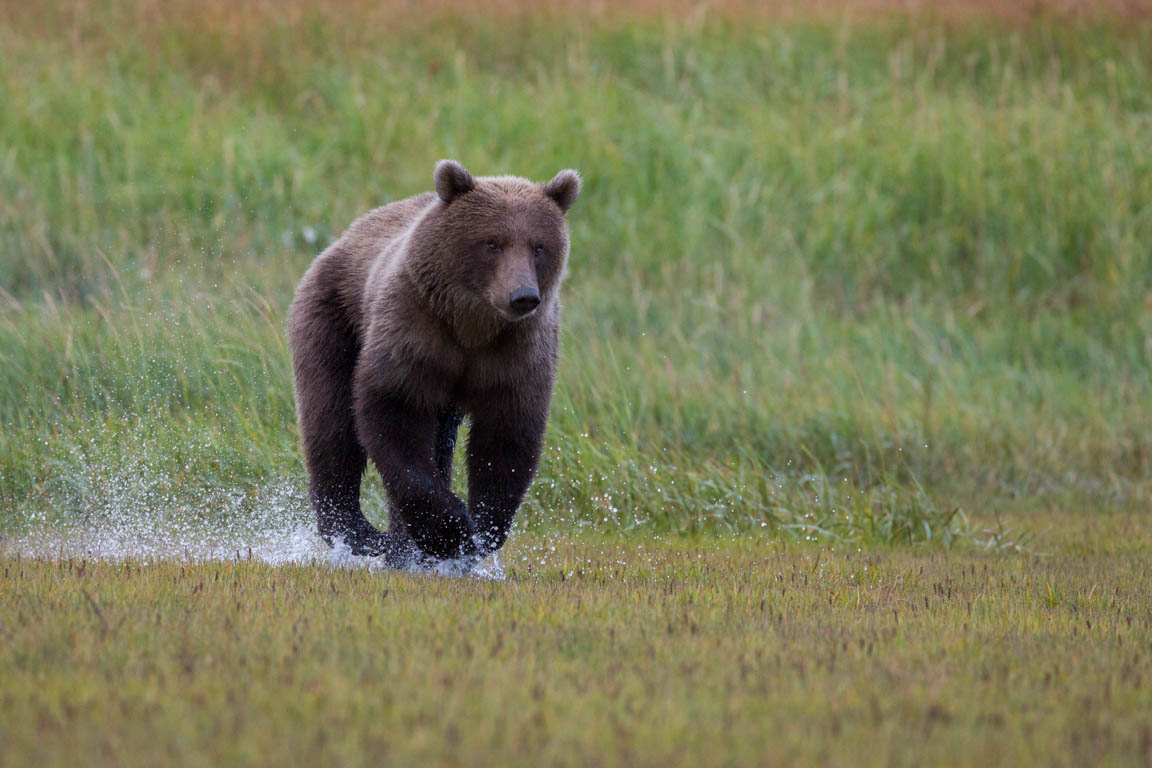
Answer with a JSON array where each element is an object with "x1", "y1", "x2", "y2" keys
[
  {"x1": 3, "y1": 4, "x2": 1150, "y2": 539},
  {"x1": 4, "y1": 531, "x2": 1152, "y2": 766},
  {"x1": 2, "y1": 2, "x2": 1151, "y2": 764}
]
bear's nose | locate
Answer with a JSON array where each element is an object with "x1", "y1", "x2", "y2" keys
[{"x1": 508, "y1": 286, "x2": 540, "y2": 316}]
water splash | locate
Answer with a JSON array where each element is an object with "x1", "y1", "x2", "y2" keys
[{"x1": 2, "y1": 463, "x2": 504, "y2": 579}]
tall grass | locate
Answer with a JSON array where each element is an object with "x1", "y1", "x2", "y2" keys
[{"x1": 2, "y1": 1, "x2": 1150, "y2": 543}]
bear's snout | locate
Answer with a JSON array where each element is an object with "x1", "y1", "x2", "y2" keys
[
  {"x1": 486, "y1": 246, "x2": 543, "y2": 320},
  {"x1": 508, "y1": 285, "x2": 541, "y2": 316}
]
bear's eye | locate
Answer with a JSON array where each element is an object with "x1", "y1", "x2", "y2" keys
[
  {"x1": 485, "y1": 240, "x2": 501, "y2": 254},
  {"x1": 532, "y1": 244, "x2": 546, "y2": 259}
]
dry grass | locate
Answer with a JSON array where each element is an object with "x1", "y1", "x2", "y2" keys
[
  {"x1": 3, "y1": 529, "x2": 1152, "y2": 767},
  {"x1": 5, "y1": 0, "x2": 1152, "y2": 49}
]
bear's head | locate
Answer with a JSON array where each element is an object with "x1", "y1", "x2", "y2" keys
[{"x1": 407, "y1": 160, "x2": 580, "y2": 334}]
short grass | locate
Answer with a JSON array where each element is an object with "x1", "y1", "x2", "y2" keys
[
  {"x1": 4, "y1": 529, "x2": 1152, "y2": 767},
  {"x1": 2, "y1": 1, "x2": 1151, "y2": 764}
]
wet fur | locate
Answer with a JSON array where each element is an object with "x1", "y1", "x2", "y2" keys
[{"x1": 288, "y1": 162, "x2": 579, "y2": 563}]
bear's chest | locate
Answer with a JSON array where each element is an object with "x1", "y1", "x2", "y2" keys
[{"x1": 450, "y1": 345, "x2": 526, "y2": 404}]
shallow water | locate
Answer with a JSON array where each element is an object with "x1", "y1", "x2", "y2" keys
[{"x1": 2, "y1": 470, "x2": 505, "y2": 579}]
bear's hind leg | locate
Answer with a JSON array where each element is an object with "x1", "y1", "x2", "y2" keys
[
  {"x1": 434, "y1": 407, "x2": 464, "y2": 487},
  {"x1": 290, "y1": 301, "x2": 402, "y2": 561}
]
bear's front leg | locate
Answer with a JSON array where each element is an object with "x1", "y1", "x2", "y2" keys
[
  {"x1": 354, "y1": 387, "x2": 478, "y2": 561},
  {"x1": 466, "y1": 403, "x2": 548, "y2": 554}
]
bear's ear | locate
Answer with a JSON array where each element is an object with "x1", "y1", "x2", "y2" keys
[
  {"x1": 434, "y1": 159, "x2": 475, "y2": 203},
  {"x1": 543, "y1": 169, "x2": 581, "y2": 214}
]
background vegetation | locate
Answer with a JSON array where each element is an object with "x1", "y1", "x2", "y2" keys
[{"x1": 2, "y1": 0, "x2": 1151, "y2": 542}]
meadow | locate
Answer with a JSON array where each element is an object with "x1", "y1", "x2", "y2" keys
[
  {"x1": 3, "y1": 534, "x2": 1152, "y2": 766},
  {"x1": 1, "y1": 0, "x2": 1151, "y2": 764}
]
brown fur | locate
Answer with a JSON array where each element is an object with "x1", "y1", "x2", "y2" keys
[{"x1": 288, "y1": 160, "x2": 580, "y2": 564}]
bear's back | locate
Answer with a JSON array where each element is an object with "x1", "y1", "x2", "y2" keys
[
  {"x1": 345, "y1": 192, "x2": 438, "y2": 253},
  {"x1": 296, "y1": 192, "x2": 437, "y2": 338}
]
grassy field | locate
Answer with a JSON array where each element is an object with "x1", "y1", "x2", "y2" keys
[
  {"x1": 2, "y1": 0, "x2": 1151, "y2": 764},
  {"x1": 4, "y1": 531, "x2": 1152, "y2": 766}
]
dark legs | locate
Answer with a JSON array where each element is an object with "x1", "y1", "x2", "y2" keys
[
  {"x1": 466, "y1": 406, "x2": 547, "y2": 554},
  {"x1": 353, "y1": 378, "x2": 477, "y2": 560},
  {"x1": 434, "y1": 407, "x2": 464, "y2": 486},
  {"x1": 385, "y1": 407, "x2": 465, "y2": 566},
  {"x1": 290, "y1": 299, "x2": 404, "y2": 561}
]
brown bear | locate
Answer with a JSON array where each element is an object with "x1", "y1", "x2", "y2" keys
[{"x1": 288, "y1": 160, "x2": 580, "y2": 566}]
